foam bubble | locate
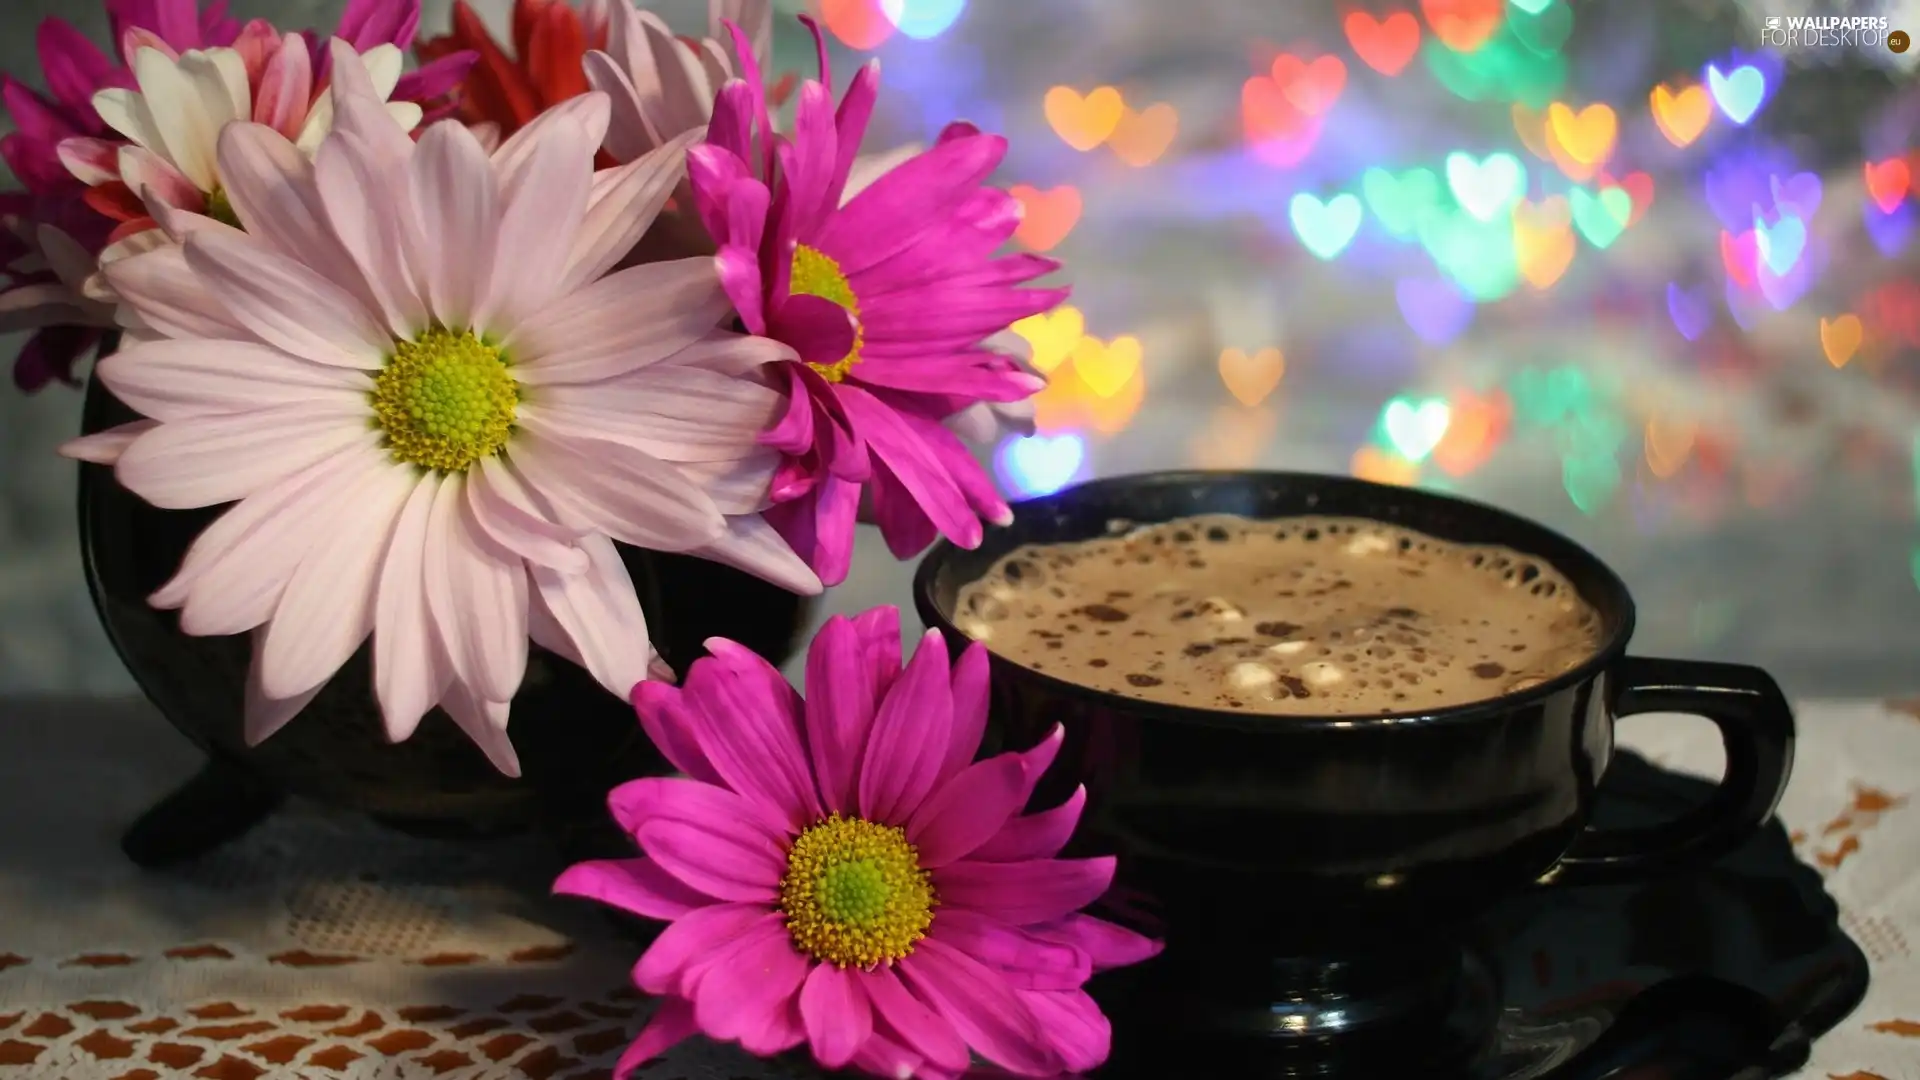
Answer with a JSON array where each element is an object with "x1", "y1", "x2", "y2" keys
[{"x1": 952, "y1": 513, "x2": 1603, "y2": 717}]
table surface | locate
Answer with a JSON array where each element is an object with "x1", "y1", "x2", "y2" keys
[{"x1": 0, "y1": 695, "x2": 1915, "y2": 1080}]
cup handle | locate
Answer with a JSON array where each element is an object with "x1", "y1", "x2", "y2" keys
[{"x1": 1542, "y1": 656, "x2": 1796, "y2": 888}]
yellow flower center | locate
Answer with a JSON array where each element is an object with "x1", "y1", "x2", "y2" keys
[
  {"x1": 779, "y1": 814, "x2": 935, "y2": 969},
  {"x1": 370, "y1": 327, "x2": 519, "y2": 472},
  {"x1": 204, "y1": 186, "x2": 242, "y2": 231},
  {"x1": 788, "y1": 243, "x2": 863, "y2": 382}
]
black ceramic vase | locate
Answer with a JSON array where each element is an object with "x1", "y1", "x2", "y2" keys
[{"x1": 77, "y1": 369, "x2": 814, "y2": 868}]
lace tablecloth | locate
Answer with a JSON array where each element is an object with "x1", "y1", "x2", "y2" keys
[{"x1": 0, "y1": 696, "x2": 1916, "y2": 1080}]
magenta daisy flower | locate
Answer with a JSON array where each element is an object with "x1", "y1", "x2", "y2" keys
[
  {"x1": 554, "y1": 606, "x2": 1158, "y2": 1078},
  {"x1": 683, "y1": 18, "x2": 1067, "y2": 587}
]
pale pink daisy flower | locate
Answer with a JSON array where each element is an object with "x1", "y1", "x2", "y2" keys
[
  {"x1": 556, "y1": 607, "x2": 1159, "y2": 1077},
  {"x1": 61, "y1": 42, "x2": 820, "y2": 772},
  {"x1": 585, "y1": 0, "x2": 773, "y2": 165},
  {"x1": 58, "y1": 33, "x2": 424, "y2": 281}
]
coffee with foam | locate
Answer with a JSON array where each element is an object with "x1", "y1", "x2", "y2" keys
[{"x1": 952, "y1": 513, "x2": 1604, "y2": 715}]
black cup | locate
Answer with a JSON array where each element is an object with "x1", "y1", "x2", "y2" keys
[{"x1": 912, "y1": 470, "x2": 1794, "y2": 1073}]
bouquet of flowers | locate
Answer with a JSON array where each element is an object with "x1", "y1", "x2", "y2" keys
[
  {"x1": 2, "y1": 1, "x2": 1149, "y2": 1074},
  {"x1": 4, "y1": 0, "x2": 1058, "y2": 763}
]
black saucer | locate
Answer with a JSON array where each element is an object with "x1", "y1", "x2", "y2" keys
[{"x1": 1092, "y1": 750, "x2": 1869, "y2": 1079}]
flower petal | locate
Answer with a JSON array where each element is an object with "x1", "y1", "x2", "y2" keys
[
  {"x1": 1019, "y1": 988, "x2": 1112, "y2": 1073},
  {"x1": 635, "y1": 903, "x2": 773, "y2": 997},
  {"x1": 613, "y1": 998, "x2": 696, "y2": 1080},
  {"x1": 563, "y1": 127, "x2": 698, "y2": 289},
  {"x1": 477, "y1": 96, "x2": 594, "y2": 334},
  {"x1": 57, "y1": 136, "x2": 120, "y2": 185},
  {"x1": 38, "y1": 19, "x2": 114, "y2": 122},
  {"x1": 467, "y1": 454, "x2": 588, "y2": 573},
  {"x1": 181, "y1": 229, "x2": 390, "y2": 367},
  {"x1": 929, "y1": 908, "x2": 1091, "y2": 991},
  {"x1": 312, "y1": 128, "x2": 429, "y2": 338},
  {"x1": 852, "y1": 604, "x2": 906, "y2": 699},
  {"x1": 969, "y1": 786, "x2": 1087, "y2": 863},
  {"x1": 939, "y1": 640, "x2": 990, "y2": 785},
  {"x1": 799, "y1": 963, "x2": 871, "y2": 1070},
  {"x1": 91, "y1": 86, "x2": 163, "y2": 156},
  {"x1": 680, "y1": 641, "x2": 821, "y2": 832},
  {"x1": 630, "y1": 679, "x2": 725, "y2": 786},
  {"x1": 409, "y1": 118, "x2": 497, "y2": 329},
  {"x1": 259, "y1": 457, "x2": 416, "y2": 699},
  {"x1": 1030, "y1": 913, "x2": 1164, "y2": 972},
  {"x1": 689, "y1": 916, "x2": 811, "y2": 1051},
  {"x1": 647, "y1": 560, "x2": 773, "y2": 633},
  {"x1": 529, "y1": 360, "x2": 782, "y2": 463},
  {"x1": 908, "y1": 726, "x2": 1063, "y2": 868},
  {"x1": 528, "y1": 533, "x2": 653, "y2": 698},
  {"x1": 96, "y1": 338, "x2": 367, "y2": 421},
  {"x1": 252, "y1": 34, "x2": 312, "y2": 138},
  {"x1": 373, "y1": 476, "x2": 451, "y2": 741},
  {"x1": 845, "y1": 1032, "x2": 924, "y2": 1080},
  {"x1": 632, "y1": 11, "x2": 713, "y2": 143},
  {"x1": 635, "y1": 818, "x2": 782, "y2": 905},
  {"x1": 933, "y1": 855, "x2": 1117, "y2": 927},
  {"x1": 213, "y1": 121, "x2": 377, "y2": 298},
  {"x1": 583, "y1": 49, "x2": 655, "y2": 162},
  {"x1": 836, "y1": 384, "x2": 982, "y2": 550},
  {"x1": 606, "y1": 775, "x2": 789, "y2": 846},
  {"x1": 510, "y1": 420, "x2": 726, "y2": 551},
  {"x1": 763, "y1": 471, "x2": 861, "y2": 588},
  {"x1": 158, "y1": 437, "x2": 380, "y2": 633},
  {"x1": 131, "y1": 46, "x2": 240, "y2": 190},
  {"x1": 555, "y1": 856, "x2": 717, "y2": 921},
  {"x1": 829, "y1": 60, "x2": 882, "y2": 203},
  {"x1": 768, "y1": 292, "x2": 855, "y2": 368},
  {"x1": 714, "y1": 242, "x2": 767, "y2": 334},
  {"x1": 509, "y1": 257, "x2": 731, "y2": 384},
  {"x1": 817, "y1": 134, "x2": 1006, "y2": 276},
  {"x1": 60, "y1": 421, "x2": 157, "y2": 465},
  {"x1": 490, "y1": 91, "x2": 608, "y2": 180},
  {"x1": 114, "y1": 400, "x2": 372, "y2": 509},
  {"x1": 440, "y1": 678, "x2": 522, "y2": 775},
  {"x1": 802, "y1": 613, "x2": 880, "y2": 815},
  {"x1": 855, "y1": 967, "x2": 971, "y2": 1075},
  {"x1": 422, "y1": 472, "x2": 530, "y2": 703},
  {"x1": 897, "y1": 936, "x2": 1061, "y2": 1076},
  {"x1": 101, "y1": 244, "x2": 252, "y2": 341},
  {"x1": 857, "y1": 628, "x2": 954, "y2": 825},
  {"x1": 242, "y1": 627, "x2": 326, "y2": 745}
]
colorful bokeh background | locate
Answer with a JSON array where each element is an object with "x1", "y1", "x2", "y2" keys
[
  {"x1": 779, "y1": 0, "x2": 1920, "y2": 697},
  {"x1": 0, "y1": 0, "x2": 1917, "y2": 698}
]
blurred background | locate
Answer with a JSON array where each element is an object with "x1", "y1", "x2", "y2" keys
[{"x1": 3, "y1": 0, "x2": 1919, "y2": 699}]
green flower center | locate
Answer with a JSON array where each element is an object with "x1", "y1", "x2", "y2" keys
[
  {"x1": 370, "y1": 327, "x2": 519, "y2": 472},
  {"x1": 788, "y1": 243, "x2": 863, "y2": 383},
  {"x1": 779, "y1": 814, "x2": 934, "y2": 969},
  {"x1": 204, "y1": 185, "x2": 242, "y2": 231}
]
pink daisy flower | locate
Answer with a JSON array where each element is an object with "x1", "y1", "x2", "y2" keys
[
  {"x1": 683, "y1": 18, "x2": 1067, "y2": 587},
  {"x1": 554, "y1": 607, "x2": 1159, "y2": 1078},
  {"x1": 0, "y1": 0, "x2": 471, "y2": 393},
  {"x1": 60, "y1": 42, "x2": 819, "y2": 771}
]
